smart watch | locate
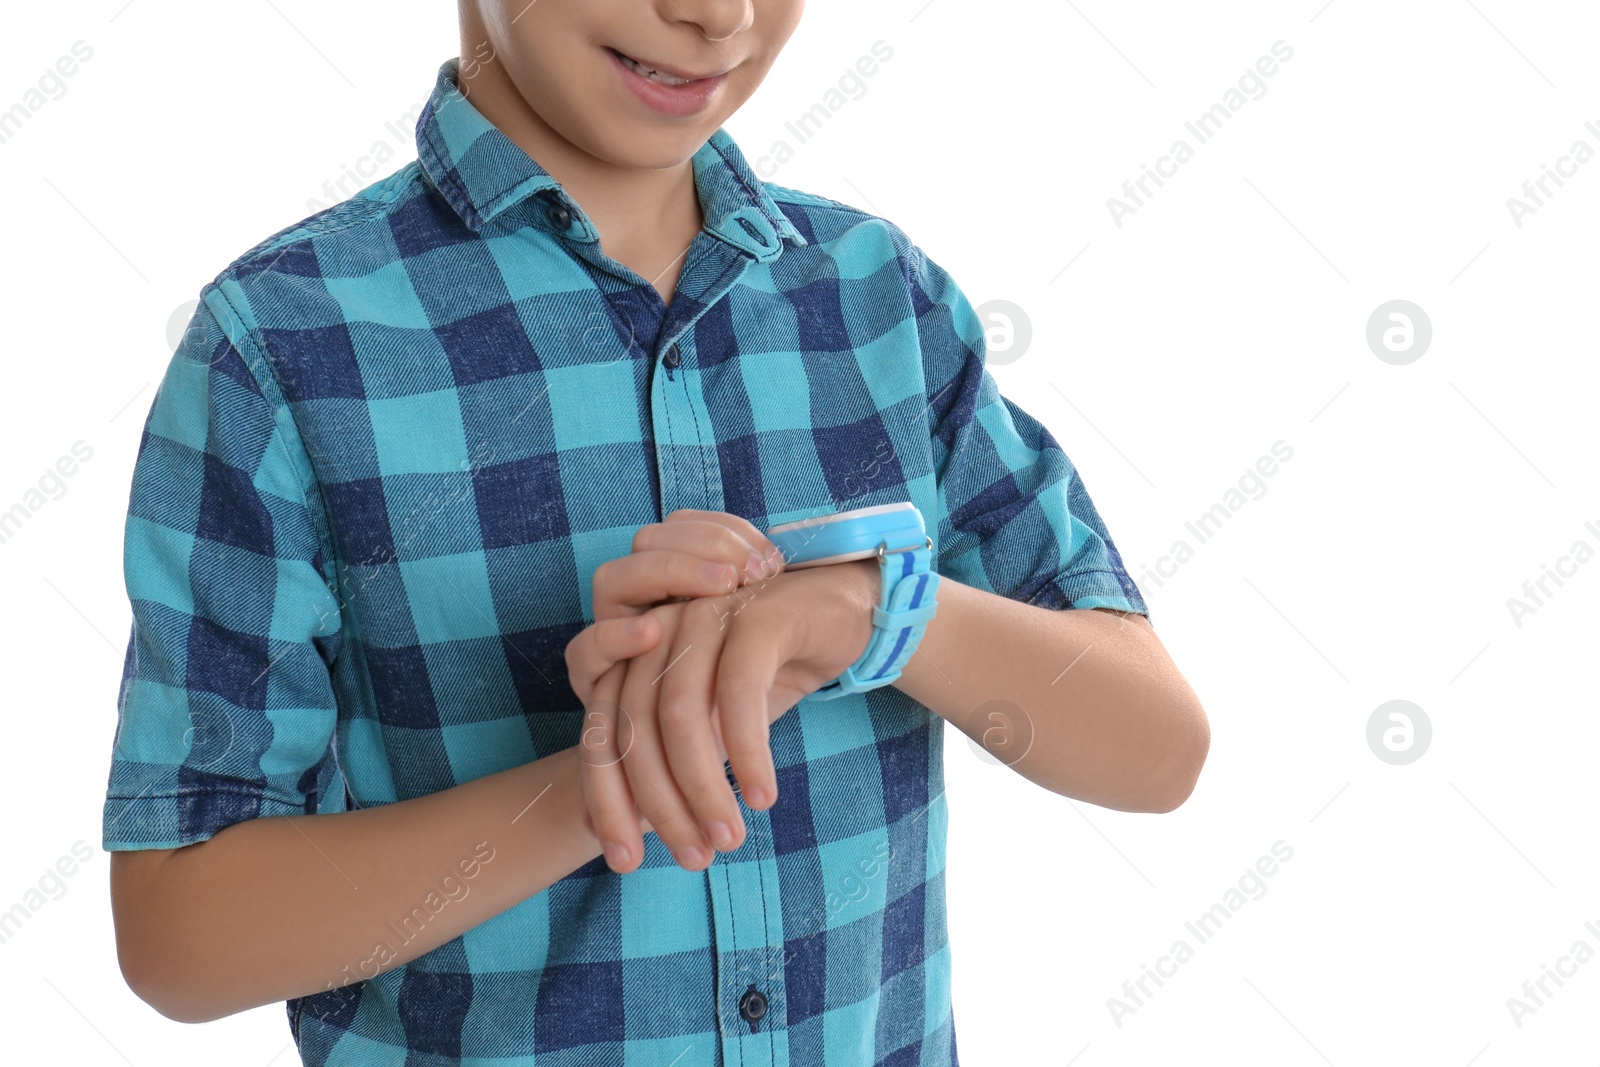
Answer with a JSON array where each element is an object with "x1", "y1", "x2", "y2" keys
[{"x1": 766, "y1": 501, "x2": 940, "y2": 700}]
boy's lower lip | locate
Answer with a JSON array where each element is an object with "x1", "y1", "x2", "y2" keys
[{"x1": 606, "y1": 47, "x2": 727, "y2": 117}]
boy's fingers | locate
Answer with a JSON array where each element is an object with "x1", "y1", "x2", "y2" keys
[
  {"x1": 590, "y1": 517, "x2": 787, "y2": 628},
  {"x1": 642, "y1": 518, "x2": 784, "y2": 580},
  {"x1": 592, "y1": 549, "x2": 749, "y2": 622},
  {"x1": 578, "y1": 662, "x2": 629, "y2": 769},
  {"x1": 583, "y1": 754, "x2": 644, "y2": 874},
  {"x1": 661, "y1": 509, "x2": 781, "y2": 564},
  {"x1": 579, "y1": 663, "x2": 646, "y2": 874},
  {"x1": 565, "y1": 616, "x2": 660, "y2": 703},
  {"x1": 714, "y1": 620, "x2": 782, "y2": 811},
  {"x1": 707, "y1": 705, "x2": 729, "y2": 764},
  {"x1": 655, "y1": 601, "x2": 745, "y2": 853},
  {"x1": 616, "y1": 646, "x2": 717, "y2": 872}
]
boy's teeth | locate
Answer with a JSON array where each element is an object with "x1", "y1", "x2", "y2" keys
[{"x1": 617, "y1": 52, "x2": 693, "y2": 87}]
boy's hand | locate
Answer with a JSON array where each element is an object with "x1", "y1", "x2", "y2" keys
[
  {"x1": 567, "y1": 534, "x2": 880, "y2": 875},
  {"x1": 564, "y1": 509, "x2": 784, "y2": 869},
  {"x1": 565, "y1": 508, "x2": 783, "y2": 772},
  {"x1": 591, "y1": 508, "x2": 784, "y2": 625}
]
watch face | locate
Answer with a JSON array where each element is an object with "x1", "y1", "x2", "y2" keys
[
  {"x1": 766, "y1": 501, "x2": 917, "y2": 537},
  {"x1": 766, "y1": 501, "x2": 923, "y2": 569}
]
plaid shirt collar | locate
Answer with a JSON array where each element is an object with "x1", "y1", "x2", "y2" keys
[{"x1": 416, "y1": 56, "x2": 807, "y2": 259}]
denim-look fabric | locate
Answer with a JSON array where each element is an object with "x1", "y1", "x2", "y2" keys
[{"x1": 101, "y1": 56, "x2": 1149, "y2": 1066}]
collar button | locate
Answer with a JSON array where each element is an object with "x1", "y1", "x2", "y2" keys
[{"x1": 536, "y1": 190, "x2": 573, "y2": 232}]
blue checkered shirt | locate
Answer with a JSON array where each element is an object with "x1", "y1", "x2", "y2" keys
[{"x1": 102, "y1": 55, "x2": 1149, "y2": 1066}]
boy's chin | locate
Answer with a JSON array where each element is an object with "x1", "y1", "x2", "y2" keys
[{"x1": 578, "y1": 119, "x2": 721, "y2": 170}]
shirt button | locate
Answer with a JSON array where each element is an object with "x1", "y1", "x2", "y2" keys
[
  {"x1": 544, "y1": 198, "x2": 572, "y2": 231},
  {"x1": 738, "y1": 985, "x2": 768, "y2": 1031},
  {"x1": 663, "y1": 343, "x2": 682, "y2": 369}
]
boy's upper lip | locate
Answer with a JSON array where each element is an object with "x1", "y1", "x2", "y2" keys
[{"x1": 606, "y1": 46, "x2": 732, "y2": 81}]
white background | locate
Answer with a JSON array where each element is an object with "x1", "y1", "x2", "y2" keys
[{"x1": 2, "y1": 1, "x2": 1597, "y2": 1064}]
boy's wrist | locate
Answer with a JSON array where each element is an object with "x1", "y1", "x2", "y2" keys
[
  {"x1": 796, "y1": 557, "x2": 882, "y2": 680},
  {"x1": 841, "y1": 557, "x2": 882, "y2": 625},
  {"x1": 769, "y1": 500, "x2": 937, "y2": 701},
  {"x1": 537, "y1": 745, "x2": 607, "y2": 864}
]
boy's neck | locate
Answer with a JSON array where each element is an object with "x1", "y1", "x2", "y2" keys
[{"x1": 454, "y1": 50, "x2": 707, "y2": 289}]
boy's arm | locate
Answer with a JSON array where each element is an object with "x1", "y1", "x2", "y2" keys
[
  {"x1": 894, "y1": 241, "x2": 1208, "y2": 812},
  {"x1": 112, "y1": 744, "x2": 607, "y2": 1023},
  {"x1": 101, "y1": 294, "x2": 615, "y2": 1021},
  {"x1": 839, "y1": 554, "x2": 1207, "y2": 812}
]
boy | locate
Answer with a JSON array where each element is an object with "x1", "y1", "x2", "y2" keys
[{"x1": 102, "y1": 1, "x2": 1209, "y2": 1063}]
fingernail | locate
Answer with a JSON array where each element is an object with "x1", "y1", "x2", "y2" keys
[
  {"x1": 744, "y1": 785, "x2": 766, "y2": 808},
  {"x1": 603, "y1": 842, "x2": 630, "y2": 868},
  {"x1": 677, "y1": 844, "x2": 707, "y2": 868},
  {"x1": 706, "y1": 821, "x2": 734, "y2": 850},
  {"x1": 702, "y1": 560, "x2": 734, "y2": 584},
  {"x1": 627, "y1": 616, "x2": 649, "y2": 634},
  {"x1": 746, "y1": 551, "x2": 768, "y2": 577}
]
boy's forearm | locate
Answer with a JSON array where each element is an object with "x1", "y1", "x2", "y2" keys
[
  {"x1": 113, "y1": 744, "x2": 602, "y2": 1023},
  {"x1": 837, "y1": 559, "x2": 1208, "y2": 812}
]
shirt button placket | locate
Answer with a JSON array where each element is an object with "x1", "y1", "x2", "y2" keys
[{"x1": 708, "y1": 844, "x2": 785, "y2": 1062}]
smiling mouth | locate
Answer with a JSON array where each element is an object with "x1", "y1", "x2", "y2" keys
[{"x1": 607, "y1": 47, "x2": 715, "y2": 87}]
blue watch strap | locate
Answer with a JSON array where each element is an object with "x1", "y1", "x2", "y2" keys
[{"x1": 804, "y1": 529, "x2": 939, "y2": 701}]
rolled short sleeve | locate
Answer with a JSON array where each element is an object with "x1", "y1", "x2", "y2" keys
[
  {"x1": 907, "y1": 245, "x2": 1151, "y2": 623},
  {"x1": 102, "y1": 291, "x2": 346, "y2": 852}
]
